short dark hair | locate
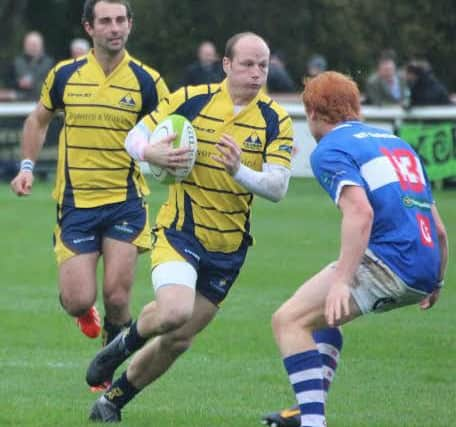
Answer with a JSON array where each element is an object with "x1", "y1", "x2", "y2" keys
[
  {"x1": 378, "y1": 48, "x2": 397, "y2": 63},
  {"x1": 224, "y1": 32, "x2": 267, "y2": 60},
  {"x1": 82, "y1": 0, "x2": 132, "y2": 26},
  {"x1": 406, "y1": 59, "x2": 430, "y2": 77}
]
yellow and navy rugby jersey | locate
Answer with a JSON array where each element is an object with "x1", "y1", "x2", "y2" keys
[
  {"x1": 142, "y1": 79, "x2": 293, "y2": 253},
  {"x1": 40, "y1": 50, "x2": 169, "y2": 208}
]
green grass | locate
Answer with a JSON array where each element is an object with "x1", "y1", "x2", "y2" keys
[{"x1": 0, "y1": 178, "x2": 455, "y2": 427}]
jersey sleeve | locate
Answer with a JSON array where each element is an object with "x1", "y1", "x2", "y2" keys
[
  {"x1": 136, "y1": 65, "x2": 170, "y2": 117},
  {"x1": 311, "y1": 145, "x2": 364, "y2": 204},
  {"x1": 264, "y1": 114, "x2": 293, "y2": 168},
  {"x1": 39, "y1": 66, "x2": 58, "y2": 111},
  {"x1": 155, "y1": 74, "x2": 170, "y2": 103}
]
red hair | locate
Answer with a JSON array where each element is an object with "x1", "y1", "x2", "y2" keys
[{"x1": 302, "y1": 71, "x2": 361, "y2": 124}]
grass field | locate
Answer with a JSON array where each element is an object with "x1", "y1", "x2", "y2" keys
[{"x1": 0, "y1": 177, "x2": 454, "y2": 427}]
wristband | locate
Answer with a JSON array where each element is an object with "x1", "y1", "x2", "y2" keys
[{"x1": 20, "y1": 159, "x2": 35, "y2": 172}]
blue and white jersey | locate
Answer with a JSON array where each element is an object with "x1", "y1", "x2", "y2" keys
[{"x1": 311, "y1": 121, "x2": 440, "y2": 293}]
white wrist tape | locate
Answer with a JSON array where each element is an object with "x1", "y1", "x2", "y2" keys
[{"x1": 20, "y1": 159, "x2": 34, "y2": 172}]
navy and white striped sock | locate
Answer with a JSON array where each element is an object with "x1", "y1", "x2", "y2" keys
[
  {"x1": 313, "y1": 327, "x2": 343, "y2": 400},
  {"x1": 284, "y1": 350, "x2": 326, "y2": 427}
]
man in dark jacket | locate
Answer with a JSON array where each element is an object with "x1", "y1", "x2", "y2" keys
[
  {"x1": 181, "y1": 41, "x2": 224, "y2": 86},
  {"x1": 405, "y1": 60, "x2": 450, "y2": 106}
]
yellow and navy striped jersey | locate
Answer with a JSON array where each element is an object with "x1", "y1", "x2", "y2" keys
[
  {"x1": 41, "y1": 50, "x2": 169, "y2": 208},
  {"x1": 142, "y1": 80, "x2": 293, "y2": 253}
]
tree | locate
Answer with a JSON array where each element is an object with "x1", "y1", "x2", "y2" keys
[
  {"x1": 0, "y1": 0, "x2": 29, "y2": 84},
  {"x1": 1, "y1": 0, "x2": 455, "y2": 92}
]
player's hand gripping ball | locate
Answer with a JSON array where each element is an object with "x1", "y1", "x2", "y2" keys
[{"x1": 146, "y1": 114, "x2": 198, "y2": 184}]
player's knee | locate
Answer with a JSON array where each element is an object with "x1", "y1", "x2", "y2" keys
[
  {"x1": 271, "y1": 305, "x2": 293, "y2": 339},
  {"x1": 60, "y1": 293, "x2": 93, "y2": 317},
  {"x1": 103, "y1": 288, "x2": 129, "y2": 312},
  {"x1": 157, "y1": 307, "x2": 193, "y2": 334}
]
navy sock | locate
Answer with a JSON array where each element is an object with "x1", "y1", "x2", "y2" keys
[
  {"x1": 104, "y1": 372, "x2": 140, "y2": 409},
  {"x1": 123, "y1": 321, "x2": 148, "y2": 353},
  {"x1": 103, "y1": 317, "x2": 132, "y2": 346}
]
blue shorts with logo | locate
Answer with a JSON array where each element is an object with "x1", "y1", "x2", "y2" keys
[
  {"x1": 152, "y1": 227, "x2": 249, "y2": 305},
  {"x1": 53, "y1": 198, "x2": 151, "y2": 264}
]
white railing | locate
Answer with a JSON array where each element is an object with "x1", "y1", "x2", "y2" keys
[
  {"x1": 2, "y1": 101, "x2": 456, "y2": 177},
  {"x1": 276, "y1": 99, "x2": 456, "y2": 177},
  {"x1": 0, "y1": 102, "x2": 36, "y2": 117}
]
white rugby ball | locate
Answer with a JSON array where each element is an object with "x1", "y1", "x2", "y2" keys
[{"x1": 144, "y1": 114, "x2": 198, "y2": 184}]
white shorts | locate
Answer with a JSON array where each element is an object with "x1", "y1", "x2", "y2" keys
[
  {"x1": 348, "y1": 249, "x2": 428, "y2": 314},
  {"x1": 151, "y1": 261, "x2": 197, "y2": 292}
]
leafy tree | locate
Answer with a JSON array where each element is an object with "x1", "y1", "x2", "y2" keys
[{"x1": 1, "y1": 0, "x2": 455, "y2": 92}]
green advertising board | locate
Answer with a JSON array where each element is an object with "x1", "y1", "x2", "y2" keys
[{"x1": 399, "y1": 122, "x2": 456, "y2": 181}]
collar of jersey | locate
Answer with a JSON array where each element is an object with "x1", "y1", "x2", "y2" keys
[
  {"x1": 332, "y1": 120, "x2": 362, "y2": 132},
  {"x1": 86, "y1": 49, "x2": 131, "y2": 80},
  {"x1": 321, "y1": 120, "x2": 363, "y2": 144},
  {"x1": 219, "y1": 78, "x2": 264, "y2": 117}
]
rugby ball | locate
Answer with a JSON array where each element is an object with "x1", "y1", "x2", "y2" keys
[{"x1": 143, "y1": 114, "x2": 198, "y2": 184}]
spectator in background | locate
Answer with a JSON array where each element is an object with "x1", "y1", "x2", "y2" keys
[
  {"x1": 365, "y1": 50, "x2": 407, "y2": 106},
  {"x1": 9, "y1": 31, "x2": 54, "y2": 101},
  {"x1": 306, "y1": 54, "x2": 327, "y2": 78},
  {"x1": 300, "y1": 54, "x2": 327, "y2": 89},
  {"x1": 70, "y1": 37, "x2": 90, "y2": 58},
  {"x1": 181, "y1": 40, "x2": 224, "y2": 86},
  {"x1": 405, "y1": 59, "x2": 450, "y2": 107},
  {"x1": 267, "y1": 51, "x2": 296, "y2": 93}
]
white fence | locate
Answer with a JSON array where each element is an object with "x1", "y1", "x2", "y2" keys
[
  {"x1": 279, "y1": 100, "x2": 456, "y2": 177},
  {"x1": 2, "y1": 101, "x2": 456, "y2": 178}
]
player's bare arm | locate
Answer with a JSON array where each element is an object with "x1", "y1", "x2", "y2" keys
[
  {"x1": 420, "y1": 204, "x2": 448, "y2": 310},
  {"x1": 431, "y1": 204, "x2": 449, "y2": 284},
  {"x1": 325, "y1": 185, "x2": 373, "y2": 326},
  {"x1": 10, "y1": 102, "x2": 54, "y2": 196}
]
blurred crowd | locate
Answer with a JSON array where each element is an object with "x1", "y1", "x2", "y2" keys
[
  {"x1": 0, "y1": 31, "x2": 454, "y2": 108},
  {"x1": 364, "y1": 49, "x2": 451, "y2": 108},
  {"x1": 0, "y1": 32, "x2": 91, "y2": 102}
]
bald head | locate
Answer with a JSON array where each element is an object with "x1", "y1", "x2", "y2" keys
[
  {"x1": 198, "y1": 41, "x2": 218, "y2": 66},
  {"x1": 24, "y1": 31, "x2": 44, "y2": 58},
  {"x1": 71, "y1": 38, "x2": 91, "y2": 58},
  {"x1": 224, "y1": 32, "x2": 269, "y2": 61}
]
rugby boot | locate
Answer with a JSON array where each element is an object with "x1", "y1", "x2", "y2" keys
[
  {"x1": 89, "y1": 396, "x2": 121, "y2": 423},
  {"x1": 86, "y1": 332, "x2": 129, "y2": 387},
  {"x1": 261, "y1": 405, "x2": 300, "y2": 427},
  {"x1": 76, "y1": 306, "x2": 101, "y2": 339}
]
